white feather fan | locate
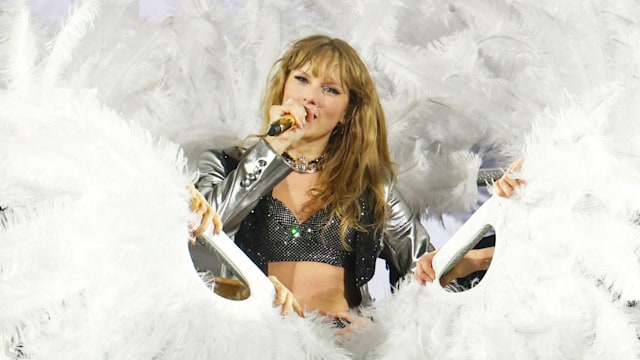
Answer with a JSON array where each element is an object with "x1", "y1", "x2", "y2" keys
[
  {"x1": 353, "y1": 85, "x2": 640, "y2": 359},
  {"x1": 0, "y1": 64, "x2": 350, "y2": 360}
]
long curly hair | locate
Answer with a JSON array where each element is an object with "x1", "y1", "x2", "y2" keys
[{"x1": 260, "y1": 34, "x2": 394, "y2": 247}]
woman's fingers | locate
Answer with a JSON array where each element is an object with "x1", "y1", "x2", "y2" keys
[
  {"x1": 493, "y1": 157, "x2": 526, "y2": 198},
  {"x1": 440, "y1": 272, "x2": 456, "y2": 286},
  {"x1": 268, "y1": 276, "x2": 304, "y2": 317},
  {"x1": 493, "y1": 177, "x2": 515, "y2": 197},
  {"x1": 187, "y1": 184, "x2": 223, "y2": 238},
  {"x1": 281, "y1": 291, "x2": 293, "y2": 316},
  {"x1": 414, "y1": 250, "x2": 437, "y2": 284},
  {"x1": 291, "y1": 296, "x2": 304, "y2": 317},
  {"x1": 281, "y1": 292, "x2": 304, "y2": 317},
  {"x1": 415, "y1": 248, "x2": 476, "y2": 286},
  {"x1": 507, "y1": 157, "x2": 524, "y2": 172},
  {"x1": 283, "y1": 98, "x2": 307, "y2": 127},
  {"x1": 270, "y1": 276, "x2": 287, "y2": 305},
  {"x1": 494, "y1": 173, "x2": 522, "y2": 197},
  {"x1": 194, "y1": 207, "x2": 214, "y2": 237},
  {"x1": 269, "y1": 100, "x2": 308, "y2": 131},
  {"x1": 188, "y1": 184, "x2": 203, "y2": 211},
  {"x1": 413, "y1": 262, "x2": 431, "y2": 285},
  {"x1": 212, "y1": 211, "x2": 222, "y2": 234}
]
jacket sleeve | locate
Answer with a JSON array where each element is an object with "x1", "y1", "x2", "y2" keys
[
  {"x1": 379, "y1": 186, "x2": 433, "y2": 282},
  {"x1": 195, "y1": 138, "x2": 292, "y2": 235}
]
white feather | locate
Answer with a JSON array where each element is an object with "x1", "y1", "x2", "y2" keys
[
  {"x1": 2, "y1": 1, "x2": 37, "y2": 94},
  {"x1": 42, "y1": 0, "x2": 102, "y2": 88}
]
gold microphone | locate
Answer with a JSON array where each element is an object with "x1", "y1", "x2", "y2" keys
[{"x1": 267, "y1": 113, "x2": 296, "y2": 136}]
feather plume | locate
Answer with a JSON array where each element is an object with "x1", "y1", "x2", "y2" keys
[
  {"x1": 2, "y1": 1, "x2": 37, "y2": 94},
  {"x1": 42, "y1": 0, "x2": 102, "y2": 87}
]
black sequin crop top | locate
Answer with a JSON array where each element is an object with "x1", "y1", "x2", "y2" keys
[{"x1": 234, "y1": 195, "x2": 354, "y2": 269}]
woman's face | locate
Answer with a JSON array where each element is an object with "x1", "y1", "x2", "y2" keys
[{"x1": 282, "y1": 63, "x2": 349, "y2": 141}]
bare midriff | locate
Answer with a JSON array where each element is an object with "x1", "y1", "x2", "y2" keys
[{"x1": 268, "y1": 261, "x2": 349, "y2": 313}]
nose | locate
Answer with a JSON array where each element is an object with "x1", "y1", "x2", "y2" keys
[
  {"x1": 302, "y1": 96, "x2": 317, "y2": 106},
  {"x1": 302, "y1": 87, "x2": 322, "y2": 107}
]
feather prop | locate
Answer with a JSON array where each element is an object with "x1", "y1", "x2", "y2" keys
[
  {"x1": 3, "y1": 0, "x2": 640, "y2": 358},
  {"x1": 353, "y1": 86, "x2": 640, "y2": 359}
]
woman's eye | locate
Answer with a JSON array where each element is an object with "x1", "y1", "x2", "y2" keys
[
  {"x1": 324, "y1": 87, "x2": 340, "y2": 95},
  {"x1": 294, "y1": 75, "x2": 308, "y2": 83}
]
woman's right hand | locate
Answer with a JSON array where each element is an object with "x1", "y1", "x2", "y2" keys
[
  {"x1": 187, "y1": 184, "x2": 222, "y2": 244},
  {"x1": 268, "y1": 275, "x2": 304, "y2": 317},
  {"x1": 265, "y1": 99, "x2": 310, "y2": 154},
  {"x1": 269, "y1": 98, "x2": 308, "y2": 131}
]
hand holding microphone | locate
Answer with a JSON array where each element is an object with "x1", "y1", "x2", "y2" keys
[
  {"x1": 264, "y1": 100, "x2": 309, "y2": 155},
  {"x1": 267, "y1": 114, "x2": 296, "y2": 136},
  {"x1": 267, "y1": 100, "x2": 307, "y2": 136}
]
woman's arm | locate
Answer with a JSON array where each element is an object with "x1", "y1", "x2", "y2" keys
[
  {"x1": 379, "y1": 186, "x2": 433, "y2": 282},
  {"x1": 197, "y1": 140, "x2": 303, "y2": 317},
  {"x1": 414, "y1": 247, "x2": 494, "y2": 286},
  {"x1": 195, "y1": 139, "x2": 292, "y2": 234},
  {"x1": 414, "y1": 157, "x2": 524, "y2": 285}
]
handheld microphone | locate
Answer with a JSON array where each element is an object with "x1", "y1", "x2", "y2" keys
[{"x1": 267, "y1": 114, "x2": 295, "y2": 136}]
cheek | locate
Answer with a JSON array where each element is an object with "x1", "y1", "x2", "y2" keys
[
  {"x1": 281, "y1": 78, "x2": 297, "y2": 101},
  {"x1": 327, "y1": 100, "x2": 349, "y2": 119},
  {"x1": 281, "y1": 86, "x2": 291, "y2": 102}
]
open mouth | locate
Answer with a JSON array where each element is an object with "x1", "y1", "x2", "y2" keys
[{"x1": 304, "y1": 107, "x2": 318, "y2": 122}]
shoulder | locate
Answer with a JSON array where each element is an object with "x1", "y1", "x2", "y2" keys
[{"x1": 382, "y1": 171, "x2": 396, "y2": 201}]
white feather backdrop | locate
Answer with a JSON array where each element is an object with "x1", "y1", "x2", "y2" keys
[{"x1": 2, "y1": 0, "x2": 640, "y2": 358}]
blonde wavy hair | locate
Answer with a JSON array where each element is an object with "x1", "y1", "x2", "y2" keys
[{"x1": 260, "y1": 34, "x2": 394, "y2": 247}]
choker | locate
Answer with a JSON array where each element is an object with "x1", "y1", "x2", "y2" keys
[{"x1": 282, "y1": 152, "x2": 325, "y2": 173}]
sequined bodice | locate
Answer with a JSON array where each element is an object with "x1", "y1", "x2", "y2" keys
[
  {"x1": 263, "y1": 195, "x2": 353, "y2": 267},
  {"x1": 234, "y1": 195, "x2": 353, "y2": 269}
]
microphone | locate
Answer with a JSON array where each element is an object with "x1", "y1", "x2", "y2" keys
[{"x1": 267, "y1": 114, "x2": 296, "y2": 136}]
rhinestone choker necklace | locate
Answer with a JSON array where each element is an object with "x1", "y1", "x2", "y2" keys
[{"x1": 282, "y1": 152, "x2": 325, "y2": 173}]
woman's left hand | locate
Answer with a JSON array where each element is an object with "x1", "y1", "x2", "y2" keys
[
  {"x1": 414, "y1": 249, "x2": 438, "y2": 285},
  {"x1": 415, "y1": 248, "x2": 494, "y2": 286},
  {"x1": 187, "y1": 184, "x2": 222, "y2": 243}
]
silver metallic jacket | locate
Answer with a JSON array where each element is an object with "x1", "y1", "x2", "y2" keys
[{"x1": 196, "y1": 139, "x2": 432, "y2": 306}]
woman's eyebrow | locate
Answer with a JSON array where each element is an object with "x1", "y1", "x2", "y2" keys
[{"x1": 320, "y1": 73, "x2": 344, "y2": 86}]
